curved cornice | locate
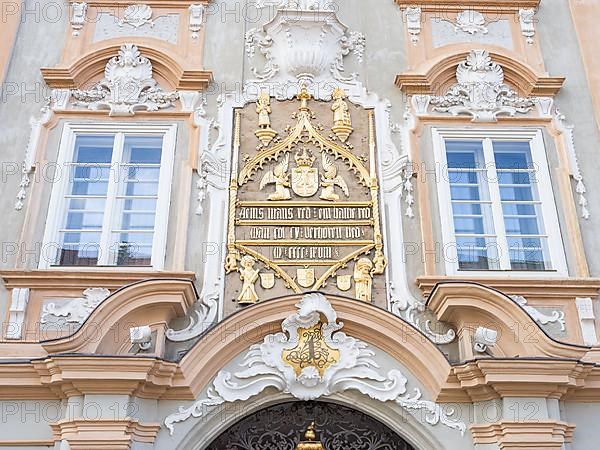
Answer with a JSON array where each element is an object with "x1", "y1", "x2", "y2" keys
[
  {"x1": 426, "y1": 282, "x2": 589, "y2": 360},
  {"x1": 395, "y1": 47, "x2": 564, "y2": 97},
  {"x1": 41, "y1": 40, "x2": 213, "y2": 91},
  {"x1": 41, "y1": 279, "x2": 197, "y2": 355}
]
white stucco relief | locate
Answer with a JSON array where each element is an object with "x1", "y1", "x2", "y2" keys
[
  {"x1": 71, "y1": 44, "x2": 179, "y2": 116},
  {"x1": 70, "y1": 2, "x2": 87, "y2": 36},
  {"x1": 244, "y1": 2, "x2": 365, "y2": 100},
  {"x1": 40, "y1": 288, "x2": 111, "y2": 325},
  {"x1": 511, "y1": 295, "x2": 566, "y2": 332},
  {"x1": 164, "y1": 293, "x2": 466, "y2": 435},
  {"x1": 519, "y1": 8, "x2": 537, "y2": 45},
  {"x1": 93, "y1": 3, "x2": 179, "y2": 44}
]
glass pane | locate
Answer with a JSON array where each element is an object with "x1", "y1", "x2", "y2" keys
[
  {"x1": 492, "y1": 141, "x2": 533, "y2": 169},
  {"x1": 110, "y1": 232, "x2": 154, "y2": 266},
  {"x1": 493, "y1": 141, "x2": 549, "y2": 270},
  {"x1": 123, "y1": 135, "x2": 163, "y2": 164},
  {"x1": 110, "y1": 135, "x2": 163, "y2": 266},
  {"x1": 446, "y1": 140, "x2": 497, "y2": 271},
  {"x1": 58, "y1": 231, "x2": 102, "y2": 266},
  {"x1": 73, "y1": 135, "x2": 114, "y2": 163},
  {"x1": 455, "y1": 236, "x2": 501, "y2": 270},
  {"x1": 445, "y1": 140, "x2": 484, "y2": 168}
]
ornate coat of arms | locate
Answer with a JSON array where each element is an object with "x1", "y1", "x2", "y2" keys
[{"x1": 223, "y1": 87, "x2": 387, "y2": 313}]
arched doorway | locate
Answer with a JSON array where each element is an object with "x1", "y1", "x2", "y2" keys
[{"x1": 206, "y1": 401, "x2": 417, "y2": 450}]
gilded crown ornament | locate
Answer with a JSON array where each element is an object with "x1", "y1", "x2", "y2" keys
[{"x1": 295, "y1": 422, "x2": 324, "y2": 450}]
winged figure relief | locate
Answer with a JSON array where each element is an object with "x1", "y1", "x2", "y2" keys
[
  {"x1": 259, "y1": 153, "x2": 292, "y2": 200},
  {"x1": 320, "y1": 153, "x2": 349, "y2": 201}
]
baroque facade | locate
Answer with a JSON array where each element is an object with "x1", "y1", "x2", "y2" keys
[{"x1": 0, "y1": 0, "x2": 600, "y2": 448}]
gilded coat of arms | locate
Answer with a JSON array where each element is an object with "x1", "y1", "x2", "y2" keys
[
  {"x1": 224, "y1": 87, "x2": 386, "y2": 311},
  {"x1": 291, "y1": 148, "x2": 319, "y2": 197}
]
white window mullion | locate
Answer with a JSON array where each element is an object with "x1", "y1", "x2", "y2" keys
[
  {"x1": 97, "y1": 132, "x2": 124, "y2": 265},
  {"x1": 482, "y1": 138, "x2": 511, "y2": 270}
]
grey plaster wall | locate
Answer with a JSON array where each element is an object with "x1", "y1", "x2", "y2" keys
[{"x1": 536, "y1": 0, "x2": 600, "y2": 276}]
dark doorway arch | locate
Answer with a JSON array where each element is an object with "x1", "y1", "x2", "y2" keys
[{"x1": 206, "y1": 400, "x2": 417, "y2": 450}]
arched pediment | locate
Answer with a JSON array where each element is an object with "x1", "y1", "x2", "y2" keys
[
  {"x1": 395, "y1": 46, "x2": 564, "y2": 97},
  {"x1": 41, "y1": 40, "x2": 212, "y2": 91}
]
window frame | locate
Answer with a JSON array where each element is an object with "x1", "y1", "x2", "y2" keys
[
  {"x1": 40, "y1": 123, "x2": 177, "y2": 270},
  {"x1": 432, "y1": 127, "x2": 567, "y2": 277}
]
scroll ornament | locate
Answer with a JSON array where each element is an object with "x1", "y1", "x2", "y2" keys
[
  {"x1": 428, "y1": 49, "x2": 535, "y2": 122},
  {"x1": 164, "y1": 293, "x2": 466, "y2": 435}
]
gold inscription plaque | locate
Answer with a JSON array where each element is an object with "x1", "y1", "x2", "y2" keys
[{"x1": 224, "y1": 87, "x2": 386, "y2": 309}]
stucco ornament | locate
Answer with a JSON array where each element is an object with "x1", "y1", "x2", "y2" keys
[
  {"x1": 40, "y1": 288, "x2": 111, "y2": 324},
  {"x1": 453, "y1": 10, "x2": 488, "y2": 35},
  {"x1": 164, "y1": 293, "x2": 466, "y2": 435},
  {"x1": 119, "y1": 4, "x2": 154, "y2": 28},
  {"x1": 519, "y1": 8, "x2": 536, "y2": 44},
  {"x1": 428, "y1": 49, "x2": 535, "y2": 122},
  {"x1": 71, "y1": 44, "x2": 179, "y2": 116},
  {"x1": 70, "y1": 2, "x2": 87, "y2": 36},
  {"x1": 244, "y1": 3, "x2": 365, "y2": 99},
  {"x1": 511, "y1": 295, "x2": 566, "y2": 332},
  {"x1": 404, "y1": 7, "x2": 422, "y2": 44},
  {"x1": 188, "y1": 4, "x2": 205, "y2": 39},
  {"x1": 165, "y1": 291, "x2": 219, "y2": 341},
  {"x1": 552, "y1": 108, "x2": 590, "y2": 219}
]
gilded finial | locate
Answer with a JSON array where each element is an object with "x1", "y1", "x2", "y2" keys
[{"x1": 295, "y1": 422, "x2": 324, "y2": 450}]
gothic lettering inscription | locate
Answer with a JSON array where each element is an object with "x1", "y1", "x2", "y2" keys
[{"x1": 224, "y1": 87, "x2": 386, "y2": 310}]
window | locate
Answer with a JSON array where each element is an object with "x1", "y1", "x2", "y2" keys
[
  {"x1": 432, "y1": 129, "x2": 567, "y2": 275},
  {"x1": 41, "y1": 124, "x2": 177, "y2": 269}
]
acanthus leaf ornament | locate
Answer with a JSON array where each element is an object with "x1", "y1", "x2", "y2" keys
[
  {"x1": 71, "y1": 44, "x2": 179, "y2": 117},
  {"x1": 429, "y1": 49, "x2": 535, "y2": 122},
  {"x1": 164, "y1": 293, "x2": 466, "y2": 435}
]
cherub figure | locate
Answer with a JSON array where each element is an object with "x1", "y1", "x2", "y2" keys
[
  {"x1": 260, "y1": 153, "x2": 291, "y2": 200},
  {"x1": 238, "y1": 255, "x2": 260, "y2": 304},
  {"x1": 320, "y1": 153, "x2": 349, "y2": 201}
]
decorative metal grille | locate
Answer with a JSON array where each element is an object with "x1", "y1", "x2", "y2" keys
[{"x1": 207, "y1": 401, "x2": 416, "y2": 450}]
